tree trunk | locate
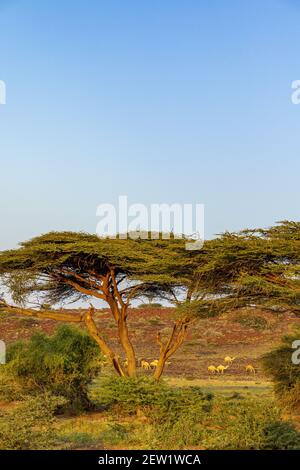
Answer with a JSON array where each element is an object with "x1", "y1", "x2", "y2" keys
[
  {"x1": 107, "y1": 271, "x2": 137, "y2": 377},
  {"x1": 118, "y1": 317, "x2": 137, "y2": 377},
  {"x1": 153, "y1": 355, "x2": 168, "y2": 381},
  {"x1": 83, "y1": 308, "x2": 126, "y2": 377},
  {"x1": 153, "y1": 319, "x2": 190, "y2": 381}
]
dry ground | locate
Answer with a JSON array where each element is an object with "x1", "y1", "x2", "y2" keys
[{"x1": 1, "y1": 306, "x2": 300, "y2": 381}]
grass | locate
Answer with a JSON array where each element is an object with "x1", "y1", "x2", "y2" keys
[
  {"x1": 90, "y1": 376, "x2": 274, "y2": 403},
  {"x1": 166, "y1": 377, "x2": 274, "y2": 398},
  {"x1": 54, "y1": 414, "x2": 107, "y2": 449},
  {"x1": 52, "y1": 378, "x2": 279, "y2": 450},
  {"x1": 53, "y1": 377, "x2": 274, "y2": 450},
  {"x1": 54, "y1": 412, "x2": 152, "y2": 450},
  {"x1": 1, "y1": 375, "x2": 294, "y2": 451},
  {"x1": 2, "y1": 307, "x2": 297, "y2": 450}
]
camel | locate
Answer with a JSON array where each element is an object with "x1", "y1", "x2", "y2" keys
[
  {"x1": 207, "y1": 365, "x2": 218, "y2": 374},
  {"x1": 246, "y1": 364, "x2": 256, "y2": 374},
  {"x1": 150, "y1": 360, "x2": 159, "y2": 369},
  {"x1": 141, "y1": 360, "x2": 151, "y2": 370},
  {"x1": 216, "y1": 365, "x2": 229, "y2": 374},
  {"x1": 224, "y1": 356, "x2": 236, "y2": 365}
]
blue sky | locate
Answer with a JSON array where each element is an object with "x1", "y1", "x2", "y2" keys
[{"x1": 0, "y1": 0, "x2": 300, "y2": 250}]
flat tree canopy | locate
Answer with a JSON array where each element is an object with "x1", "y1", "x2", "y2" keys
[
  {"x1": 0, "y1": 232, "x2": 202, "y2": 378},
  {"x1": 192, "y1": 221, "x2": 300, "y2": 314},
  {"x1": 0, "y1": 221, "x2": 299, "y2": 378}
]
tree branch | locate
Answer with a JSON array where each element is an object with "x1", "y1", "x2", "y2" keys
[
  {"x1": 0, "y1": 302, "x2": 83, "y2": 323},
  {"x1": 63, "y1": 278, "x2": 106, "y2": 300}
]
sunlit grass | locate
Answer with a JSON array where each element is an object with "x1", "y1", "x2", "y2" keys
[{"x1": 166, "y1": 377, "x2": 274, "y2": 398}]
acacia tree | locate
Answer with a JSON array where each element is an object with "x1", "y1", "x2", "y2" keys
[
  {"x1": 192, "y1": 220, "x2": 300, "y2": 314},
  {"x1": 0, "y1": 232, "x2": 202, "y2": 380},
  {"x1": 1, "y1": 222, "x2": 299, "y2": 380}
]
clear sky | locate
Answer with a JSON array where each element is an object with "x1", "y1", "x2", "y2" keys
[{"x1": 0, "y1": 0, "x2": 300, "y2": 250}]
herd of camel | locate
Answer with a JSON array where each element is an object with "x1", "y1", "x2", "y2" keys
[
  {"x1": 126, "y1": 355, "x2": 256, "y2": 375},
  {"x1": 123, "y1": 359, "x2": 163, "y2": 370},
  {"x1": 207, "y1": 356, "x2": 256, "y2": 375}
]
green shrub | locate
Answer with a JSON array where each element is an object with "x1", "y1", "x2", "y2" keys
[
  {"x1": 0, "y1": 394, "x2": 67, "y2": 450},
  {"x1": 91, "y1": 375, "x2": 164, "y2": 414},
  {"x1": 147, "y1": 318, "x2": 161, "y2": 325},
  {"x1": 91, "y1": 376, "x2": 213, "y2": 449},
  {"x1": 233, "y1": 314, "x2": 268, "y2": 330},
  {"x1": 262, "y1": 329, "x2": 300, "y2": 408},
  {"x1": 138, "y1": 303, "x2": 162, "y2": 309},
  {"x1": 58, "y1": 432, "x2": 100, "y2": 449},
  {"x1": 91, "y1": 377, "x2": 300, "y2": 450},
  {"x1": 200, "y1": 397, "x2": 300, "y2": 450},
  {"x1": 261, "y1": 421, "x2": 300, "y2": 450},
  {"x1": 148, "y1": 396, "x2": 299, "y2": 450},
  {"x1": 150, "y1": 413, "x2": 204, "y2": 449},
  {"x1": 18, "y1": 318, "x2": 39, "y2": 327},
  {"x1": 2, "y1": 325, "x2": 103, "y2": 411},
  {"x1": 91, "y1": 376, "x2": 213, "y2": 422},
  {"x1": 0, "y1": 368, "x2": 25, "y2": 401},
  {"x1": 101, "y1": 423, "x2": 130, "y2": 446}
]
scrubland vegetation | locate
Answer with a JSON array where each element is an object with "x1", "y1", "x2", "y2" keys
[
  {"x1": 0, "y1": 221, "x2": 300, "y2": 449},
  {"x1": 0, "y1": 322, "x2": 300, "y2": 450}
]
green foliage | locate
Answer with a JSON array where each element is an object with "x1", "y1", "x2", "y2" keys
[
  {"x1": 58, "y1": 432, "x2": 100, "y2": 449},
  {"x1": 149, "y1": 396, "x2": 299, "y2": 450},
  {"x1": 233, "y1": 314, "x2": 269, "y2": 330},
  {"x1": 261, "y1": 421, "x2": 300, "y2": 450},
  {"x1": 91, "y1": 375, "x2": 213, "y2": 421},
  {"x1": 92, "y1": 379, "x2": 300, "y2": 450},
  {"x1": 202, "y1": 398, "x2": 281, "y2": 450},
  {"x1": 17, "y1": 317, "x2": 39, "y2": 327},
  {"x1": 1, "y1": 221, "x2": 300, "y2": 324},
  {"x1": 262, "y1": 329, "x2": 300, "y2": 408},
  {"x1": 138, "y1": 303, "x2": 162, "y2": 309},
  {"x1": 0, "y1": 232, "x2": 197, "y2": 307},
  {"x1": 281, "y1": 381, "x2": 300, "y2": 410},
  {"x1": 192, "y1": 221, "x2": 300, "y2": 315},
  {"x1": 101, "y1": 423, "x2": 131, "y2": 446},
  {"x1": 150, "y1": 412, "x2": 204, "y2": 449},
  {"x1": 0, "y1": 394, "x2": 67, "y2": 450},
  {"x1": 201, "y1": 397, "x2": 300, "y2": 450},
  {"x1": 3, "y1": 325, "x2": 103, "y2": 411},
  {"x1": 92, "y1": 377, "x2": 212, "y2": 449},
  {"x1": 0, "y1": 368, "x2": 25, "y2": 401},
  {"x1": 91, "y1": 376, "x2": 161, "y2": 414}
]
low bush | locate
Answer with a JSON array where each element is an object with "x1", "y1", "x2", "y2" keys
[
  {"x1": 0, "y1": 368, "x2": 25, "y2": 401},
  {"x1": 2, "y1": 325, "x2": 103, "y2": 411},
  {"x1": 261, "y1": 421, "x2": 300, "y2": 450},
  {"x1": 91, "y1": 375, "x2": 213, "y2": 422},
  {"x1": 93, "y1": 380, "x2": 300, "y2": 450},
  {"x1": 262, "y1": 329, "x2": 300, "y2": 409},
  {"x1": 101, "y1": 423, "x2": 131, "y2": 446},
  {"x1": 58, "y1": 432, "x2": 100, "y2": 449},
  {"x1": 138, "y1": 303, "x2": 162, "y2": 309},
  {"x1": 233, "y1": 314, "x2": 269, "y2": 330},
  {"x1": 0, "y1": 394, "x2": 67, "y2": 450},
  {"x1": 198, "y1": 397, "x2": 300, "y2": 450},
  {"x1": 150, "y1": 412, "x2": 204, "y2": 449}
]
